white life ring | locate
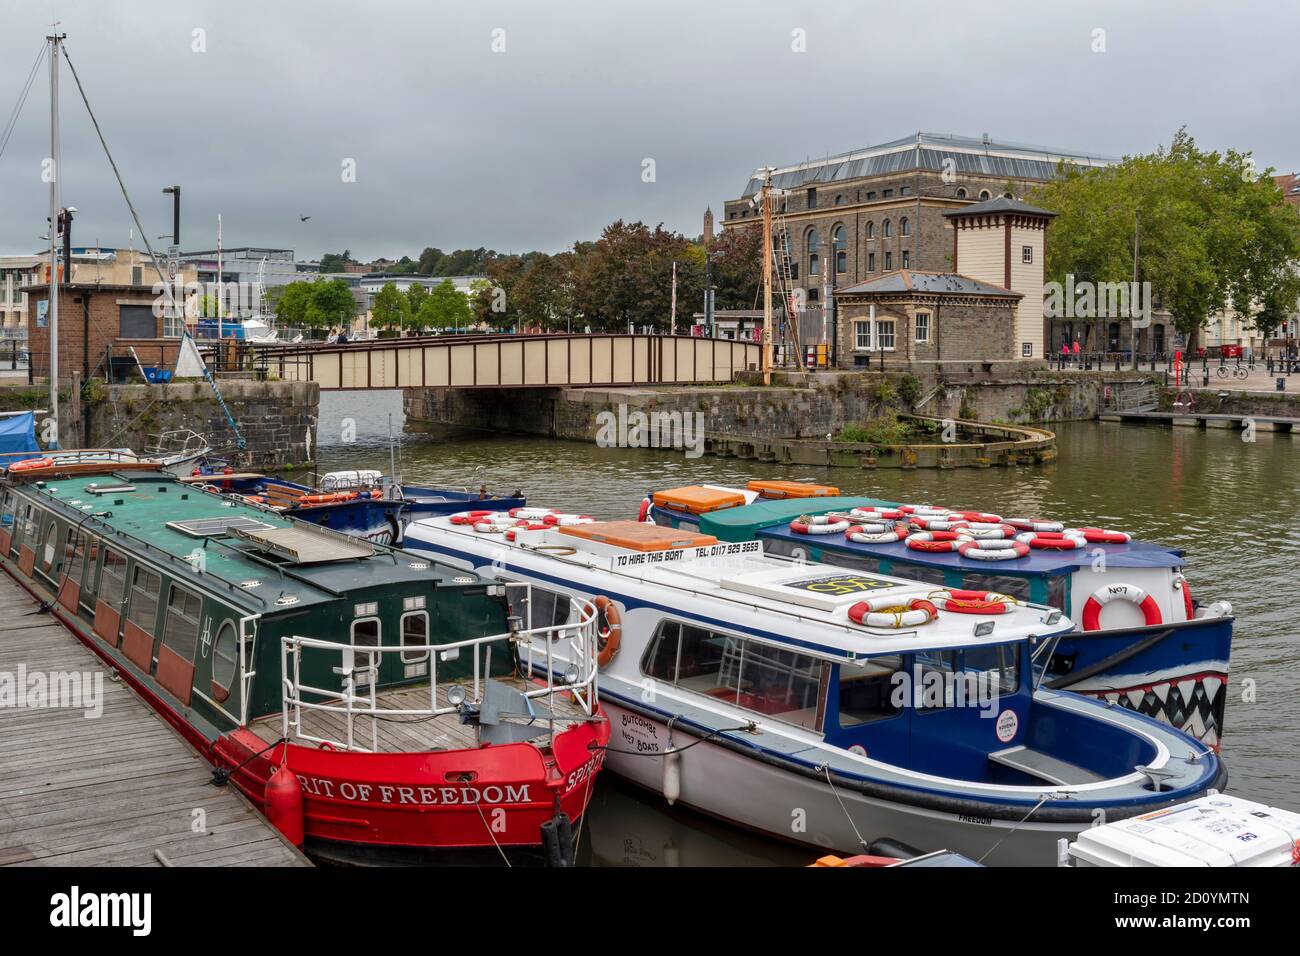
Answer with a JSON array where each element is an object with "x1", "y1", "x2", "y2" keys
[
  {"x1": 790, "y1": 515, "x2": 850, "y2": 535},
  {"x1": 543, "y1": 513, "x2": 596, "y2": 526},
  {"x1": 1070, "y1": 526, "x2": 1132, "y2": 544},
  {"x1": 850, "y1": 507, "x2": 905, "y2": 521},
  {"x1": 450, "y1": 509, "x2": 495, "y2": 526},
  {"x1": 948, "y1": 510, "x2": 1003, "y2": 524},
  {"x1": 1081, "y1": 583, "x2": 1163, "y2": 631},
  {"x1": 957, "y1": 539, "x2": 1030, "y2": 561},
  {"x1": 1006, "y1": 518, "x2": 1065, "y2": 533},
  {"x1": 473, "y1": 516, "x2": 521, "y2": 534},
  {"x1": 898, "y1": 504, "x2": 948, "y2": 517},
  {"x1": 509, "y1": 507, "x2": 557, "y2": 521},
  {"x1": 908, "y1": 516, "x2": 969, "y2": 532},
  {"x1": 848, "y1": 596, "x2": 939, "y2": 629},
  {"x1": 1015, "y1": 531, "x2": 1087, "y2": 550}
]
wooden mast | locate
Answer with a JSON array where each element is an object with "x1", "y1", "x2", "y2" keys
[{"x1": 761, "y1": 167, "x2": 773, "y2": 385}]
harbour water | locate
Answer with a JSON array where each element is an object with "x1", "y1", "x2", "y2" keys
[{"x1": 317, "y1": 391, "x2": 1298, "y2": 864}]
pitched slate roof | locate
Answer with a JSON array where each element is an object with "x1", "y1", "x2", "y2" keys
[
  {"x1": 834, "y1": 269, "x2": 1022, "y2": 298},
  {"x1": 943, "y1": 196, "x2": 1057, "y2": 219}
]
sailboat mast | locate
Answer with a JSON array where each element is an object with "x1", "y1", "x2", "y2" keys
[
  {"x1": 47, "y1": 30, "x2": 64, "y2": 448},
  {"x1": 761, "y1": 167, "x2": 773, "y2": 385},
  {"x1": 217, "y1": 213, "x2": 223, "y2": 338}
]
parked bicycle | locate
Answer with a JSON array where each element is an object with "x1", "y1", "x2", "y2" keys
[{"x1": 1216, "y1": 364, "x2": 1250, "y2": 380}]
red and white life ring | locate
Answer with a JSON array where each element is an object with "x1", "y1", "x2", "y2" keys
[
  {"x1": 510, "y1": 507, "x2": 557, "y2": 521},
  {"x1": 898, "y1": 504, "x2": 948, "y2": 516},
  {"x1": 637, "y1": 497, "x2": 653, "y2": 523},
  {"x1": 948, "y1": 510, "x2": 1003, "y2": 525},
  {"x1": 791, "y1": 515, "x2": 851, "y2": 535},
  {"x1": 930, "y1": 590, "x2": 1018, "y2": 615},
  {"x1": 450, "y1": 509, "x2": 495, "y2": 525},
  {"x1": 473, "y1": 516, "x2": 521, "y2": 534},
  {"x1": 848, "y1": 596, "x2": 939, "y2": 629},
  {"x1": 8, "y1": 457, "x2": 53, "y2": 473},
  {"x1": 905, "y1": 531, "x2": 964, "y2": 553},
  {"x1": 543, "y1": 513, "x2": 596, "y2": 526},
  {"x1": 1005, "y1": 518, "x2": 1065, "y2": 533},
  {"x1": 1174, "y1": 572, "x2": 1194, "y2": 621},
  {"x1": 846, "y1": 523, "x2": 908, "y2": 544},
  {"x1": 1016, "y1": 530, "x2": 1087, "y2": 550},
  {"x1": 957, "y1": 539, "x2": 1029, "y2": 561},
  {"x1": 908, "y1": 516, "x2": 969, "y2": 532},
  {"x1": 962, "y1": 522, "x2": 1017, "y2": 539},
  {"x1": 1081, "y1": 583, "x2": 1163, "y2": 631},
  {"x1": 505, "y1": 522, "x2": 549, "y2": 542},
  {"x1": 850, "y1": 507, "x2": 905, "y2": 521},
  {"x1": 1070, "y1": 527, "x2": 1132, "y2": 544}
]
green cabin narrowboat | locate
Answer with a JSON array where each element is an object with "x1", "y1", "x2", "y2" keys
[{"x1": 0, "y1": 467, "x2": 609, "y2": 863}]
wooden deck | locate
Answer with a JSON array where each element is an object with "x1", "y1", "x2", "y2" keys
[
  {"x1": 0, "y1": 572, "x2": 309, "y2": 867},
  {"x1": 251, "y1": 675, "x2": 592, "y2": 753}
]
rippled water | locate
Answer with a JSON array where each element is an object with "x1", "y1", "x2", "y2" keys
[{"x1": 317, "y1": 392, "x2": 1299, "y2": 861}]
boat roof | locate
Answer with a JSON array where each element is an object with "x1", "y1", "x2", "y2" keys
[
  {"x1": 407, "y1": 516, "x2": 1072, "y2": 659},
  {"x1": 680, "y1": 496, "x2": 1185, "y2": 575},
  {"x1": 19, "y1": 472, "x2": 471, "y2": 612}
]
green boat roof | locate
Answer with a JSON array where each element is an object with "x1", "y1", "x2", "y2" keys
[
  {"x1": 699, "y1": 495, "x2": 893, "y2": 542},
  {"x1": 26, "y1": 472, "x2": 469, "y2": 613}
]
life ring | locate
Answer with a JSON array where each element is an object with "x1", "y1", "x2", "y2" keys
[
  {"x1": 543, "y1": 513, "x2": 596, "y2": 527},
  {"x1": 8, "y1": 457, "x2": 53, "y2": 473},
  {"x1": 1070, "y1": 527, "x2": 1132, "y2": 544},
  {"x1": 908, "y1": 516, "x2": 969, "y2": 532},
  {"x1": 510, "y1": 507, "x2": 556, "y2": 520},
  {"x1": 637, "y1": 497, "x2": 652, "y2": 523},
  {"x1": 848, "y1": 596, "x2": 939, "y2": 629},
  {"x1": 846, "y1": 524, "x2": 908, "y2": 544},
  {"x1": 1174, "y1": 573, "x2": 1194, "y2": 620},
  {"x1": 299, "y1": 491, "x2": 358, "y2": 505},
  {"x1": 473, "y1": 516, "x2": 520, "y2": 534},
  {"x1": 1005, "y1": 518, "x2": 1065, "y2": 533},
  {"x1": 957, "y1": 539, "x2": 1029, "y2": 561},
  {"x1": 898, "y1": 504, "x2": 948, "y2": 516},
  {"x1": 949, "y1": 510, "x2": 1003, "y2": 524},
  {"x1": 962, "y1": 522, "x2": 1017, "y2": 539},
  {"x1": 450, "y1": 510, "x2": 495, "y2": 525},
  {"x1": 930, "y1": 589, "x2": 1018, "y2": 615},
  {"x1": 790, "y1": 515, "x2": 851, "y2": 535},
  {"x1": 1016, "y1": 530, "x2": 1087, "y2": 550},
  {"x1": 505, "y1": 522, "x2": 548, "y2": 542},
  {"x1": 1081, "y1": 583, "x2": 1163, "y2": 631},
  {"x1": 905, "y1": 530, "x2": 964, "y2": 553},
  {"x1": 593, "y1": 595, "x2": 622, "y2": 667},
  {"x1": 849, "y1": 507, "x2": 905, "y2": 520}
]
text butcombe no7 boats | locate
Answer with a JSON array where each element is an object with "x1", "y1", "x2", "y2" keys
[
  {"x1": 404, "y1": 512, "x2": 1225, "y2": 866},
  {"x1": 0, "y1": 462, "x2": 608, "y2": 864}
]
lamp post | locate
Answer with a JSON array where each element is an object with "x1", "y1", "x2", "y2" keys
[{"x1": 162, "y1": 186, "x2": 180, "y2": 246}]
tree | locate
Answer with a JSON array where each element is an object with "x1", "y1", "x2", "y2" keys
[
  {"x1": 318, "y1": 250, "x2": 353, "y2": 273},
  {"x1": 1032, "y1": 129, "x2": 1300, "y2": 350},
  {"x1": 370, "y1": 282, "x2": 410, "y2": 335},
  {"x1": 305, "y1": 278, "x2": 357, "y2": 333},
  {"x1": 269, "y1": 281, "x2": 314, "y2": 328},
  {"x1": 420, "y1": 279, "x2": 473, "y2": 331},
  {"x1": 405, "y1": 282, "x2": 428, "y2": 320}
]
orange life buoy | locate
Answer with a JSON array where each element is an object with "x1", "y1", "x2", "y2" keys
[
  {"x1": 8, "y1": 457, "x2": 53, "y2": 473},
  {"x1": 593, "y1": 595, "x2": 622, "y2": 668},
  {"x1": 299, "y1": 491, "x2": 358, "y2": 506}
]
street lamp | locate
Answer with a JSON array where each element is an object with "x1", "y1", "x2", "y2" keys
[{"x1": 162, "y1": 185, "x2": 180, "y2": 246}]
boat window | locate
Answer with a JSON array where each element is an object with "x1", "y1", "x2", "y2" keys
[
  {"x1": 162, "y1": 585, "x2": 203, "y2": 663},
  {"x1": 1046, "y1": 575, "x2": 1067, "y2": 611},
  {"x1": 1, "y1": 491, "x2": 15, "y2": 531},
  {"x1": 824, "y1": 550, "x2": 886, "y2": 574},
  {"x1": 39, "y1": 519, "x2": 58, "y2": 573},
  {"x1": 211, "y1": 621, "x2": 238, "y2": 692},
  {"x1": 962, "y1": 643, "x2": 1020, "y2": 696},
  {"x1": 127, "y1": 565, "x2": 162, "y2": 636},
  {"x1": 893, "y1": 560, "x2": 947, "y2": 587},
  {"x1": 914, "y1": 650, "x2": 958, "y2": 711},
  {"x1": 100, "y1": 549, "x2": 129, "y2": 607},
  {"x1": 352, "y1": 618, "x2": 380, "y2": 686},
  {"x1": 641, "y1": 619, "x2": 681, "y2": 681},
  {"x1": 737, "y1": 644, "x2": 825, "y2": 730},
  {"x1": 64, "y1": 527, "x2": 86, "y2": 585},
  {"x1": 401, "y1": 611, "x2": 429, "y2": 663},
  {"x1": 20, "y1": 503, "x2": 37, "y2": 541},
  {"x1": 675, "y1": 623, "x2": 744, "y2": 700},
  {"x1": 838, "y1": 655, "x2": 903, "y2": 726},
  {"x1": 960, "y1": 573, "x2": 1029, "y2": 602},
  {"x1": 525, "y1": 587, "x2": 571, "y2": 631}
]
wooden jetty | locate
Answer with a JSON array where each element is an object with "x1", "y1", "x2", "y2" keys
[
  {"x1": 1098, "y1": 410, "x2": 1299, "y2": 432},
  {"x1": 0, "y1": 571, "x2": 309, "y2": 867}
]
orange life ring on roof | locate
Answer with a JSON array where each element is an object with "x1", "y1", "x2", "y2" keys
[
  {"x1": 593, "y1": 595, "x2": 622, "y2": 668},
  {"x1": 8, "y1": 457, "x2": 53, "y2": 473}
]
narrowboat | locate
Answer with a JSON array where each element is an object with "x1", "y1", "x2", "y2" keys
[
  {"x1": 403, "y1": 512, "x2": 1226, "y2": 866},
  {"x1": 0, "y1": 463, "x2": 608, "y2": 864},
  {"x1": 642, "y1": 481, "x2": 1234, "y2": 748},
  {"x1": 186, "y1": 466, "x2": 524, "y2": 546}
]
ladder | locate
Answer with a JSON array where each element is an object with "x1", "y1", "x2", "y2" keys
[{"x1": 770, "y1": 208, "x2": 804, "y2": 369}]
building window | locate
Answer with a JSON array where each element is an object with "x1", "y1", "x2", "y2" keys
[
  {"x1": 876, "y1": 320, "x2": 896, "y2": 350},
  {"x1": 882, "y1": 189, "x2": 894, "y2": 198},
  {"x1": 832, "y1": 226, "x2": 846, "y2": 274},
  {"x1": 883, "y1": 220, "x2": 892, "y2": 238},
  {"x1": 900, "y1": 217, "x2": 910, "y2": 237},
  {"x1": 834, "y1": 194, "x2": 845, "y2": 205},
  {"x1": 865, "y1": 221, "x2": 875, "y2": 240},
  {"x1": 855, "y1": 321, "x2": 873, "y2": 350},
  {"x1": 884, "y1": 251, "x2": 893, "y2": 270},
  {"x1": 806, "y1": 227, "x2": 820, "y2": 276},
  {"x1": 867, "y1": 252, "x2": 876, "y2": 272},
  {"x1": 956, "y1": 187, "x2": 968, "y2": 198},
  {"x1": 1022, "y1": 245, "x2": 1033, "y2": 264},
  {"x1": 806, "y1": 187, "x2": 817, "y2": 209},
  {"x1": 854, "y1": 317, "x2": 895, "y2": 351},
  {"x1": 915, "y1": 312, "x2": 930, "y2": 344},
  {"x1": 807, "y1": 287, "x2": 819, "y2": 302},
  {"x1": 865, "y1": 191, "x2": 876, "y2": 200},
  {"x1": 1022, "y1": 342, "x2": 1033, "y2": 357},
  {"x1": 901, "y1": 250, "x2": 910, "y2": 269},
  {"x1": 979, "y1": 189, "x2": 991, "y2": 200}
]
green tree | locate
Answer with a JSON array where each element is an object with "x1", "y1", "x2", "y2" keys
[
  {"x1": 269, "y1": 281, "x2": 314, "y2": 328},
  {"x1": 371, "y1": 282, "x2": 411, "y2": 335},
  {"x1": 318, "y1": 250, "x2": 353, "y2": 273},
  {"x1": 421, "y1": 279, "x2": 473, "y2": 331},
  {"x1": 304, "y1": 278, "x2": 357, "y2": 334},
  {"x1": 1032, "y1": 129, "x2": 1300, "y2": 349}
]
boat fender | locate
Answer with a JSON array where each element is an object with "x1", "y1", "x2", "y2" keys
[
  {"x1": 1174, "y1": 572, "x2": 1194, "y2": 621},
  {"x1": 594, "y1": 595, "x2": 622, "y2": 667},
  {"x1": 790, "y1": 515, "x2": 851, "y2": 535},
  {"x1": 540, "y1": 811, "x2": 575, "y2": 867},
  {"x1": 663, "y1": 750, "x2": 682, "y2": 806},
  {"x1": 1081, "y1": 583, "x2": 1163, "y2": 631},
  {"x1": 264, "y1": 762, "x2": 304, "y2": 847},
  {"x1": 848, "y1": 596, "x2": 939, "y2": 629},
  {"x1": 956, "y1": 539, "x2": 1029, "y2": 561},
  {"x1": 930, "y1": 590, "x2": 1018, "y2": 615}
]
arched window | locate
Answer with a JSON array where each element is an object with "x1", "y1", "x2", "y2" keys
[
  {"x1": 883, "y1": 219, "x2": 892, "y2": 238},
  {"x1": 956, "y1": 187, "x2": 968, "y2": 199},
  {"x1": 832, "y1": 226, "x2": 847, "y2": 274},
  {"x1": 900, "y1": 217, "x2": 910, "y2": 237},
  {"x1": 865, "y1": 221, "x2": 875, "y2": 240},
  {"x1": 834, "y1": 194, "x2": 845, "y2": 205},
  {"x1": 978, "y1": 189, "x2": 991, "y2": 200},
  {"x1": 807, "y1": 228, "x2": 820, "y2": 276}
]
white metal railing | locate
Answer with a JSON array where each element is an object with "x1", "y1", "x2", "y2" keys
[{"x1": 278, "y1": 584, "x2": 599, "y2": 752}]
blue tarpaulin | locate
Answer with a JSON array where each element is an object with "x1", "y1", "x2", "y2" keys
[{"x1": 0, "y1": 412, "x2": 43, "y2": 466}]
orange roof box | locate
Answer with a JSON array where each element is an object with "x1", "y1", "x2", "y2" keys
[
  {"x1": 559, "y1": 521, "x2": 717, "y2": 552},
  {"x1": 652, "y1": 485, "x2": 745, "y2": 516},
  {"x1": 748, "y1": 479, "x2": 840, "y2": 499}
]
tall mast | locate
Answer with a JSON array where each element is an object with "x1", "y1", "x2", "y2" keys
[
  {"x1": 761, "y1": 167, "x2": 774, "y2": 385},
  {"x1": 217, "y1": 213, "x2": 223, "y2": 337},
  {"x1": 47, "y1": 30, "x2": 64, "y2": 448}
]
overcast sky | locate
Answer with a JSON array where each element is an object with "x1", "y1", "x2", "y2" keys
[{"x1": 2, "y1": 0, "x2": 1296, "y2": 261}]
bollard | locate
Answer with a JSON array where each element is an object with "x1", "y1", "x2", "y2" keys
[
  {"x1": 1203, "y1": 372, "x2": 1210, "y2": 387},
  {"x1": 1278, "y1": 377, "x2": 1286, "y2": 392}
]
